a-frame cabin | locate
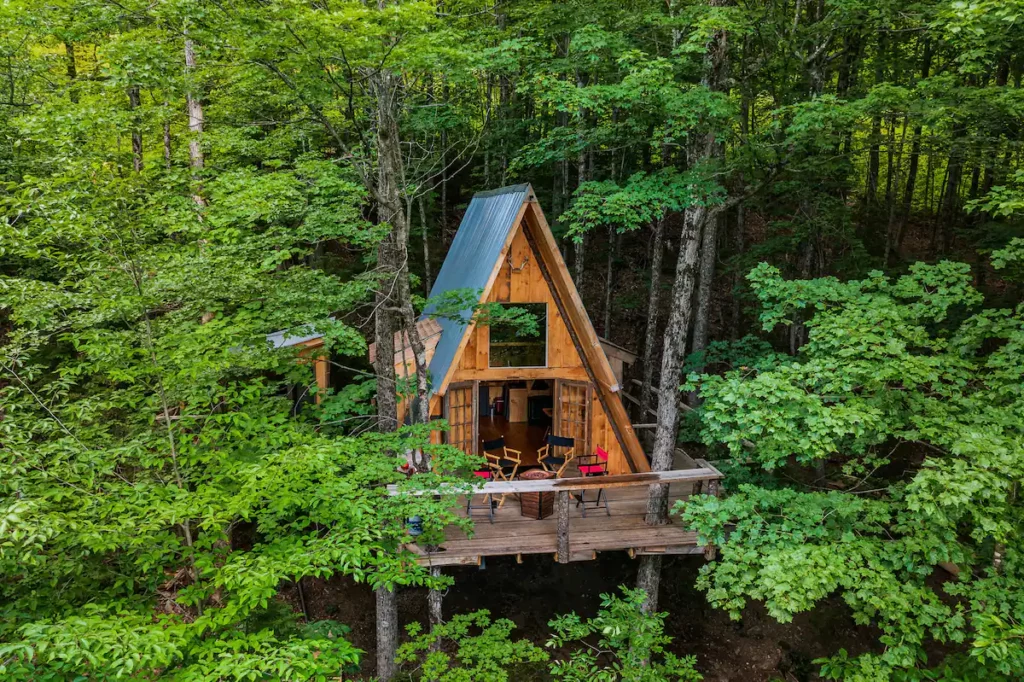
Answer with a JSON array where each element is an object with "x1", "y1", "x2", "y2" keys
[
  {"x1": 381, "y1": 184, "x2": 725, "y2": 566},
  {"x1": 387, "y1": 184, "x2": 648, "y2": 475}
]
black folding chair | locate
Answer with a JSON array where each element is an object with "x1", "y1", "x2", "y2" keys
[
  {"x1": 482, "y1": 437, "x2": 522, "y2": 508},
  {"x1": 538, "y1": 435, "x2": 576, "y2": 477}
]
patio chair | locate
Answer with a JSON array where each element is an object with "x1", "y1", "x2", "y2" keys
[
  {"x1": 465, "y1": 467, "x2": 495, "y2": 523},
  {"x1": 538, "y1": 435, "x2": 576, "y2": 477},
  {"x1": 575, "y1": 446, "x2": 611, "y2": 517},
  {"x1": 483, "y1": 437, "x2": 522, "y2": 508}
]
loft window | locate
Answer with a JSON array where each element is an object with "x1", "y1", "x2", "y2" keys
[{"x1": 489, "y1": 303, "x2": 547, "y2": 368}]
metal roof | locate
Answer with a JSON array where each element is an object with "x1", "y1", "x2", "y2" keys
[
  {"x1": 422, "y1": 184, "x2": 531, "y2": 393},
  {"x1": 267, "y1": 326, "x2": 323, "y2": 349}
]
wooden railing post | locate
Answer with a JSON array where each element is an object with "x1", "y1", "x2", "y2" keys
[{"x1": 556, "y1": 490, "x2": 570, "y2": 563}]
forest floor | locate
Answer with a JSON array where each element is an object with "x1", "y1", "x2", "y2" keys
[{"x1": 291, "y1": 553, "x2": 883, "y2": 681}]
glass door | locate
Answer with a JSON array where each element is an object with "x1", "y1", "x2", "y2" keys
[
  {"x1": 554, "y1": 379, "x2": 591, "y2": 458},
  {"x1": 444, "y1": 381, "x2": 478, "y2": 454}
]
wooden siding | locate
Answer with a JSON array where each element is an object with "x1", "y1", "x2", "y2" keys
[{"x1": 447, "y1": 221, "x2": 634, "y2": 474}]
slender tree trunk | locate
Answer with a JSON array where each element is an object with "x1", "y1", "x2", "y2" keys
[
  {"x1": 127, "y1": 85, "x2": 143, "y2": 172},
  {"x1": 428, "y1": 566, "x2": 443, "y2": 652},
  {"x1": 691, "y1": 213, "x2": 719, "y2": 359},
  {"x1": 688, "y1": 212, "x2": 720, "y2": 406},
  {"x1": 65, "y1": 41, "x2": 78, "y2": 103},
  {"x1": 573, "y1": 73, "x2": 587, "y2": 286},
  {"x1": 376, "y1": 586, "x2": 398, "y2": 680},
  {"x1": 573, "y1": 238, "x2": 585, "y2": 285},
  {"x1": 884, "y1": 116, "x2": 896, "y2": 209},
  {"x1": 419, "y1": 196, "x2": 432, "y2": 295},
  {"x1": 603, "y1": 227, "x2": 617, "y2": 337},
  {"x1": 866, "y1": 114, "x2": 882, "y2": 207},
  {"x1": 731, "y1": 200, "x2": 745, "y2": 338},
  {"x1": 930, "y1": 163, "x2": 950, "y2": 251},
  {"x1": 163, "y1": 106, "x2": 173, "y2": 168},
  {"x1": 939, "y1": 128, "x2": 965, "y2": 254},
  {"x1": 646, "y1": 207, "x2": 705, "y2": 521},
  {"x1": 883, "y1": 116, "x2": 908, "y2": 265},
  {"x1": 865, "y1": 32, "x2": 886, "y2": 209},
  {"x1": 639, "y1": 218, "x2": 665, "y2": 421},
  {"x1": 184, "y1": 32, "x2": 206, "y2": 206},
  {"x1": 895, "y1": 35, "x2": 931, "y2": 257}
]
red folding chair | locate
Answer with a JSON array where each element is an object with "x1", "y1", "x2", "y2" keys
[
  {"x1": 575, "y1": 446, "x2": 611, "y2": 517},
  {"x1": 466, "y1": 467, "x2": 495, "y2": 523}
]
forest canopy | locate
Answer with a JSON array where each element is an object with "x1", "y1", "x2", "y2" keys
[{"x1": 1, "y1": 0, "x2": 1022, "y2": 680}]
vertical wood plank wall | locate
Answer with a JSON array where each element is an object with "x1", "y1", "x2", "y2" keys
[{"x1": 446, "y1": 221, "x2": 632, "y2": 474}]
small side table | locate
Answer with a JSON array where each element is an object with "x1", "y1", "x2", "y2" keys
[{"x1": 519, "y1": 469, "x2": 556, "y2": 520}]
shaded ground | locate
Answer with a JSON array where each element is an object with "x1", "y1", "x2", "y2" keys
[{"x1": 290, "y1": 553, "x2": 881, "y2": 681}]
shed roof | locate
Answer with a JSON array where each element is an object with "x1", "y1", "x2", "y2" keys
[
  {"x1": 421, "y1": 184, "x2": 531, "y2": 392},
  {"x1": 266, "y1": 326, "x2": 324, "y2": 349}
]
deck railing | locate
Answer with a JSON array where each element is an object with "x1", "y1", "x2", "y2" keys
[{"x1": 387, "y1": 460, "x2": 723, "y2": 564}]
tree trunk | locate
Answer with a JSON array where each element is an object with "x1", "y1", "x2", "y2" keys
[
  {"x1": 163, "y1": 105, "x2": 173, "y2": 168},
  {"x1": 865, "y1": 31, "x2": 886, "y2": 208},
  {"x1": 884, "y1": 115, "x2": 896, "y2": 211},
  {"x1": 691, "y1": 213, "x2": 719, "y2": 358},
  {"x1": 65, "y1": 41, "x2": 78, "y2": 103},
  {"x1": 646, "y1": 206, "x2": 705, "y2": 523},
  {"x1": 788, "y1": 237, "x2": 816, "y2": 354},
  {"x1": 883, "y1": 116, "x2": 908, "y2": 265},
  {"x1": 428, "y1": 566, "x2": 443, "y2": 652},
  {"x1": 127, "y1": 85, "x2": 143, "y2": 172},
  {"x1": 573, "y1": 91, "x2": 587, "y2": 286},
  {"x1": 603, "y1": 227, "x2": 617, "y2": 337},
  {"x1": 419, "y1": 196, "x2": 432, "y2": 295},
  {"x1": 645, "y1": 0, "x2": 730, "y2": 527},
  {"x1": 896, "y1": 33, "x2": 933, "y2": 258},
  {"x1": 636, "y1": 554, "x2": 663, "y2": 613},
  {"x1": 376, "y1": 586, "x2": 398, "y2": 681},
  {"x1": 372, "y1": 69, "x2": 429, "y2": 435},
  {"x1": 731, "y1": 199, "x2": 745, "y2": 338},
  {"x1": 638, "y1": 217, "x2": 665, "y2": 422},
  {"x1": 184, "y1": 32, "x2": 206, "y2": 206},
  {"x1": 939, "y1": 128, "x2": 965, "y2": 254},
  {"x1": 866, "y1": 113, "x2": 882, "y2": 208}
]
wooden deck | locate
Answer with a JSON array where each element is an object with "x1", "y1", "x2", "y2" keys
[{"x1": 396, "y1": 464, "x2": 722, "y2": 567}]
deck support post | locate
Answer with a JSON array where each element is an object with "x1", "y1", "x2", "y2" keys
[
  {"x1": 427, "y1": 566, "x2": 443, "y2": 652},
  {"x1": 375, "y1": 585, "x2": 399, "y2": 680},
  {"x1": 556, "y1": 490, "x2": 570, "y2": 563}
]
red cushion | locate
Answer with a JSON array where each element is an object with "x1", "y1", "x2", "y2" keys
[
  {"x1": 473, "y1": 470, "x2": 492, "y2": 479},
  {"x1": 595, "y1": 446, "x2": 609, "y2": 462},
  {"x1": 579, "y1": 464, "x2": 605, "y2": 475}
]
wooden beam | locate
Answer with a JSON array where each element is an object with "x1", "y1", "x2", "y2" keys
[
  {"x1": 556, "y1": 490, "x2": 570, "y2": 564},
  {"x1": 451, "y1": 367, "x2": 589, "y2": 383},
  {"x1": 387, "y1": 466, "x2": 723, "y2": 496},
  {"x1": 619, "y1": 390, "x2": 658, "y2": 419}
]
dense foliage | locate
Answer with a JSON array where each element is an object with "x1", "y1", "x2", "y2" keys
[
  {"x1": 1, "y1": 0, "x2": 1022, "y2": 679},
  {"x1": 683, "y1": 258, "x2": 1024, "y2": 679},
  {"x1": 396, "y1": 587, "x2": 702, "y2": 681}
]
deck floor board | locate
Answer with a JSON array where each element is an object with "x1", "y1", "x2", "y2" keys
[{"x1": 404, "y1": 480, "x2": 705, "y2": 566}]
